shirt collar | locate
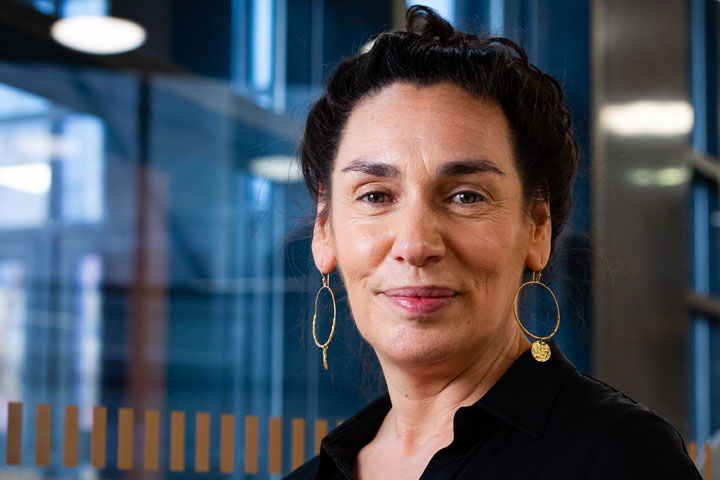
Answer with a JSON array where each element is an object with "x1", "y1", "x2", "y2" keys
[
  {"x1": 321, "y1": 394, "x2": 392, "y2": 477},
  {"x1": 321, "y1": 341, "x2": 576, "y2": 472},
  {"x1": 468, "y1": 340, "x2": 576, "y2": 439}
]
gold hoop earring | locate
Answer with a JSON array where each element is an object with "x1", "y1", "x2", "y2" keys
[
  {"x1": 313, "y1": 271, "x2": 336, "y2": 370},
  {"x1": 513, "y1": 269, "x2": 560, "y2": 362}
]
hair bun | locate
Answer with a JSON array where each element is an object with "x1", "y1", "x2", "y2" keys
[{"x1": 405, "y1": 5, "x2": 455, "y2": 42}]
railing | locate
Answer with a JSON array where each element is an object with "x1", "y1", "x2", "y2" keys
[
  {"x1": 5, "y1": 401, "x2": 711, "y2": 477},
  {"x1": 1, "y1": 402, "x2": 341, "y2": 475}
]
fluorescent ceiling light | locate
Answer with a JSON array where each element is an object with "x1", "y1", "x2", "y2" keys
[
  {"x1": 0, "y1": 163, "x2": 52, "y2": 194},
  {"x1": 626, "y1": 167, "x2": 688, "y2": 187},
  {"x1": 249, "y1": 155, "x2": 302, "y2": 183},
  {"x1": 50, "y1": 16, "x2": 146, "y2": 55},
  {"x1": 600, "y1": 101, "x2": 693, "y2": 136}
]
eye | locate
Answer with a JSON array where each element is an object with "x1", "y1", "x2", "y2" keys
[
  {"x1": 361, "y1": 192, "x2": 389, "y2": 204},
  {"x1": 451, "y1": 191, "x2": 483, "y2": 204}
]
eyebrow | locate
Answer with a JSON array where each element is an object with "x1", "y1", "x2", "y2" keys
[
  {"x1": 341, "y1": 159, "x2": 400, "y2": 177},
  {"x1": 340, "y1": 158, "x2": 505, "y2": 178},
  {"x1": 437, "y1": 159, "x2": 505, "y2": 177}
]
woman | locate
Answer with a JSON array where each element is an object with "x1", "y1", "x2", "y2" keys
[{"x1": 287, "y1": 5, "x2": 700, "y2": 479}]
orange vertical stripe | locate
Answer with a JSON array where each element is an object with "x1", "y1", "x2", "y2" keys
[
  {"x1": 195, "y1": 412, "x2": 210, "y2": 472},
  {"x1": 34, "y1": 403, "x2": 51, "y2": 466},
  {"x1": 117, "y1": 408, "x2": 134, "y2": 470},
  {"x1": 704, "y1": 443, "x2": 712, "y2": 480},
  {"x1": 144, "y1": 409, "x2": 160, "y2": 471},
  {"x1": 244, "y1": 416, "x2": 259, "y2": 474},
  {"x1": 63, "y1": 405, "x2": 79, "y2": 467},
  {"x1": 170, "y1": 411, "x2": 185, "y2": 472},
  {"x1": 220, "y1": 414, "x2": 234, "y2": 473},
  {"x1": 688, "y1": 442, "x2": 697, "y2": 464},
  {"x1": 90, "y1": 407, "x2": 107, "y2": 468},
  {"x1": 269, "y1": 417, "x2": 283, "y2": 474},
  {"x1": 291, "y1": 418, "x2": 305, "y2": 470},
  {"x1": 314, "y1": 419, "x2": 328, "y2": 455},
  {"x1": 6, "y1": 402, "x2": 22, "y2": 465}
]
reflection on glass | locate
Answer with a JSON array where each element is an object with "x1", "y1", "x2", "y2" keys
[
  {"x1": 251, "y1": 0, "x2": 273, "y2": 93},
  {"x1": 76, "y1": 254, "x2": 103, "y2": 431},
  {"x1": 0, "y1": 260, "x2": 26, "y2": 432},
  {"x1": 0, "y1": 83, "x2": 49, "y2": 119},
  {"x1": 0, "y1": 84, "x2": 106, "y2": 228},
  {"x1": 61, "y1": 115, "x2": 105, "y2": 224},
  {"x1": 0, "y1": 118, "x2": 52, "y2": 229},
  {"x1": 0, "y1": 163, "x2": 51, "y2": 194}
]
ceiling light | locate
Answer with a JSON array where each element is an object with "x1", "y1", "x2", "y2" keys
[
  {"x1": 249, "y1": 155, "x2": 302, "y2": 183},
  {"x1": 50, "y1": 15, "x2": 146, "y2": 55},
  {"x1": 600, "y1": 101, "x2": 693, "y2": 136},
  {"x1": 0, "y1": 163, "x2": 52, "y2": 194},
  {"x1": 626, "y1": 167, "x2": 689, "y2": 187}
]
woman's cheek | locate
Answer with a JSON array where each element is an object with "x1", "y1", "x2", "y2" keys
[{"x1": 339, "y1": 222, "x2": 390, "y2": 265}]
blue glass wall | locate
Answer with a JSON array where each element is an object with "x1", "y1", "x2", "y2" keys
[
  {"x1": 690, "y1": 0, "x2": 720, "y2": 452},
  {"x1": 0, "y1": 1, "x2": 592, "y2": 477}
]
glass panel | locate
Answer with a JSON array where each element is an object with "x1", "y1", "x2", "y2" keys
[
  {"x1": 0, "y1": 259, "x2": 28, "y2": 467},
  {"x1": 0, "y1": 62, "x2": 383, "y2": 477},
  {"x1": 694, "y1": 316, "x2": 711, "y2": 443},
  {"x1": 0, "y1": 2, "x2": 594, "y2": 476},
  {"x1": 708, "y1": 320, "x2": 720, "y2": 436},
  {"x1": 711, "y1": 181, "x2": 720, "y2": 298},
  {"x1": 690, "y1": 0, "x2": 720, "y2": 454},
  {"x1": 0, "y1": 83, "x2": 50, "y2": 118},
  {"x1": 693, "y1": 177, "x2": 711, "y2": 295},
  {"x1": 692, "y1": 175, "x2": 720, "y2": 298},
  {"x1": 60, "y1": 115, "x2": 105, "y2": 224},
  {"x1": 0, "y1": 259, "x2": 26, "y2": 412},
  {"x1": 0, "y1": 119, "x2": 52, "y2": 229}
]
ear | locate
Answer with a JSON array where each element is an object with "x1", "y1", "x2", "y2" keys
[
  {"x1": 311, "y1": 202, "x2": 337, "y2": 274},
  {"x1": 526, "y1": 200, "x2": 552, "y2": 271}
]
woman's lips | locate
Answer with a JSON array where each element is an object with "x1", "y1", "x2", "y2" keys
[{"x1": 382, "y1": 287, "x2": 457, "y2": 315}]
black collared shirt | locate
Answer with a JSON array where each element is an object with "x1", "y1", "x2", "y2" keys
[{"x1": 285, "y1": 342, "x2": 701, "y2": 479}]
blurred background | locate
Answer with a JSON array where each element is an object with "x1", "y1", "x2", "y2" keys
[{"x1": 0, "y1": 0, "x2": 717, "y2": 477}]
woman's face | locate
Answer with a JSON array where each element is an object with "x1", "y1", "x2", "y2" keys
[{"x1": 312, "y1": 82, "x2": 551, "y2": 371}]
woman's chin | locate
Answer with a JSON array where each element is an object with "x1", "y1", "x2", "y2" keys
[{"x1": 372, "y1": 327, "x2": 476, "y2": 370}]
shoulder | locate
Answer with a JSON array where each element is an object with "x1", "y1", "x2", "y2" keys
[
  {"x1": 283, "y1": 455, "x2": 320, "y2": 480},
  {"x1": 560, "y1": 369, "x2": 681, "y2": 437},
  {"x1": 547, "y1": 369, "x2": 698, "y2": 478}
]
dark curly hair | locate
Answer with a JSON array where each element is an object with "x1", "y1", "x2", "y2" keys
[{"x1": 301, "y1": 5, "x2": 578, "y2": 250}]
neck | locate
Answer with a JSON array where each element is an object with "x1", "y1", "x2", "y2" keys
[{"x1": 377, "y1": 327, "x2": 530, "y2": 452}]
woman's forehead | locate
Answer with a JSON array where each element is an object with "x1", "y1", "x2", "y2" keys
[{"x1": 336, "y1": 82, "x2": 514, "y2": 173}]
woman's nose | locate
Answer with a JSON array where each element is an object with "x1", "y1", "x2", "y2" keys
[{"x1": 389, "y1": 205, "x2": 446, "y2": 267}]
